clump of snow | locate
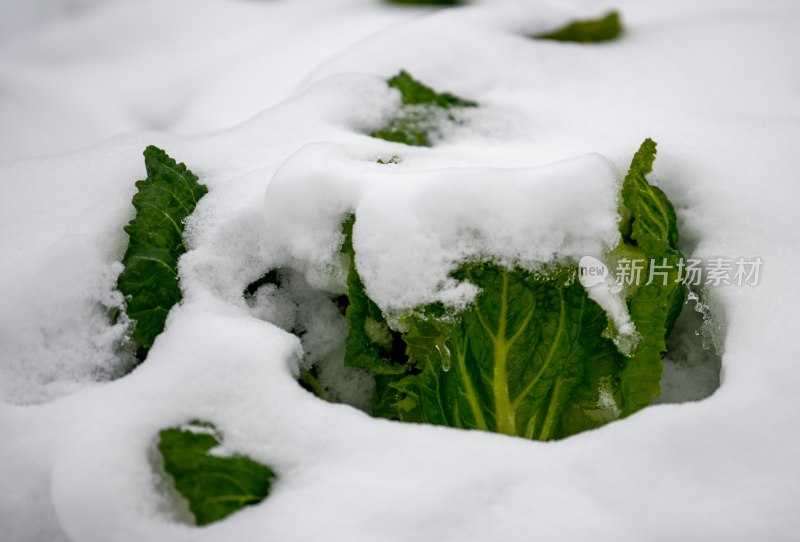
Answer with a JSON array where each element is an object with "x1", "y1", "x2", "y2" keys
[
  {"x1": 245, "y1": 268, "x2": 375, "y2": 410},
  {"x1": 353, "y1": 153, "x2": 621, "y2": 312},
  {"x1": 579, "y1": 256, "x2": 640, "y2": 355},
  {"x1": 595, "y1": 376, "x2": 621, "y2": 421},
  {"x1": 262, "y1": 142, "x2": 621, "y2": 314},
  {"x1": 0, "y1": 234, "x2": 133, "y2": 405}
]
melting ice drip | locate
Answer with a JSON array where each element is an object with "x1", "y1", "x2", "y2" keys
[
  {"x1": 687, "y1": 290, "x2": 723, "y2": 354},
  {"x1": 434, "y1": 338, "x2": 452, "y2": 372}
]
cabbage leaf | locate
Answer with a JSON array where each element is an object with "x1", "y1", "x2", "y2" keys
[
  {"x1": 158, "y1": 422, "x2": 275, "y2": 526},
  {"x1": 116, "y1": 146, "x2": 207, "y2": 359},
  {"x1": 342, "y1": 139, "x2": 685, "y2": 439}
]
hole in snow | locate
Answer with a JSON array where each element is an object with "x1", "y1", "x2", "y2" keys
[
  {"x1": 655, "y1": 287, "x2": 723, "y2": 404},
  {"x1": 243, "y1": 268, "x2": 375, "y2": 411}
]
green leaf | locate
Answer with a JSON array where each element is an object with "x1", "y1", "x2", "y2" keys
[
  {"x1": 158, "y1": 422, "x2": 275, "y2": 526},
  {"x1": 386, "y1": 70, "x2": 477, "y2": 109},
  {"x1": 620, "y1": 138, "x2": 679, "y2": 254},
  {"x1": 535, "y1": 11, "x2": 623, "y2": 43},
  {"x1": 372, "y1": 71, "x2": 477, "y2": 147},
  {"x1": 617, "y1": 139, "x2": 686, "y2": 414},
  {"x1": 116, "y1": 146, "x2": 207, "y2": 358},
  {"x1": 378, "y1": 264, "x2": 624, "y2": 440},
  {"x1": 341, "y1": 215, "x2": 409, "y2": 375}
]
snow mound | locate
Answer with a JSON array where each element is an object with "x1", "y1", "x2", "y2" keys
[{"x1": 263, "y1": 142, "x2": 621, "y2": 313}]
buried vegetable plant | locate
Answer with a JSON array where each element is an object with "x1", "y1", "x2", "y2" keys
[
  {"x1": 115, "y1": 148, "x2": 276, "y2": 526},
  {"x1": 115, "y1": 133, "x2": 691, "y2": 526},
  {"x1": 334, "y1": 138, "x2": 687, "y2": 440}
]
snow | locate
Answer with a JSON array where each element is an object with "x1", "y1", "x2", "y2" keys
[
  {"x1": 1, "y1": 0, "x2": 799, "y2": 541},
  {"x1": 262, "y1": 143, "x2": 620, "y2": 313}
]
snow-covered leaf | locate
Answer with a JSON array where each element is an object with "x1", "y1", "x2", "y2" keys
[
  {"x1": 372, "y1": 71, "x2": 476, "y2": 146},
  {"x1": 342, "y1": 140, "x2": 686, "y2": 439}
]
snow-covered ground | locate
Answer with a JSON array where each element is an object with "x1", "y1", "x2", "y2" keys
[{"x1": 1, "y1": 0, "x2": 799, "y2": 540}]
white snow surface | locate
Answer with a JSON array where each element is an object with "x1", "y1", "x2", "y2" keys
[
  {"x1": 1, "y1": 0, "x2": 800, "y2": 541},
  {"x1": 263, "y1": 142, "x2": 620, "y2": 313}
]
